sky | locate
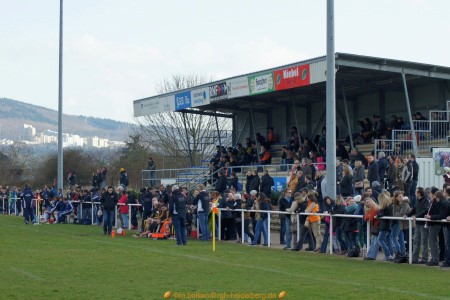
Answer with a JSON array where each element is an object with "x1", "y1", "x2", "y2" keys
[{"x1": 1, "y1": 0, "x2": 449, "y2": 124}]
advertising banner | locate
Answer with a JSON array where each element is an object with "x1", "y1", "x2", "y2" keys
[
  {"x1": 248, "y1": 73, "x2": 274, "y2": 95},
  {"x1": 273, "y1": 176, "x2": 288, "y2": 192},
  {"x1": 191, "y1": 88, "x2": 210, "y2": 108},
  {"x1": 227, "y1": 76, "x2": 250, "y2": 99},
  {"x1": 274, "y1": 64, "x2": 310, "y2": 91},
  {"x1": 175, "y1": 91, "x2": 192, "y2": 111},
  {"x1": 433, "y1": 147, "x2": 450, "y2": 175},
  {"x1": 134, "y1": 95, "x2": 174, "y2": 117},
  {"x1": 209, "y1": 82, "x2": 228, "y2": 101}
]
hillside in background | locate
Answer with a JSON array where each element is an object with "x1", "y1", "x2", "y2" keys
[{"x1": 0, "y1": 98, "x2": 133, "y2": 141}]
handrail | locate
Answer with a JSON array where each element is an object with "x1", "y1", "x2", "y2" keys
[{"x1": 216, "y1": 207, "x2": 448, "y2": 264}]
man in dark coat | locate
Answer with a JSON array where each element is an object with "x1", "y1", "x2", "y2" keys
[
  {"x1": 169, "y1": 185, "x2": 187, "y2": 245},
  {"x1": 260, "y1": 170, "x2": 274, "y2": 198},
  {"x1": 367, "y1": 154, "x2": 379, "y2": 186}
]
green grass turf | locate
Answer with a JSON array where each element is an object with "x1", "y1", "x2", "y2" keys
[{"x1": 0, "y1": 216, "x2": 449, "y2": 300}]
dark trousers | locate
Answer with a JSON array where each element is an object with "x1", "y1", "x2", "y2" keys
[
  {"x1": 244, "y1": 219, "x2": 254, "y2": 241},
  {"x1": 103, "y1": 210, "x2": 115, "y2": 235},
  {"x1": 172, "y1": 214, "x2": 187, "y2": 245},
  {"x1": 293, "y1": 224, "x2": 314, "y2": 250},
  {"x1": 23, "y1": 207, "x2": 35, "y2": 223},
  {"x1": 279, "y1": 217, "x2": 286, "y2": 244}
]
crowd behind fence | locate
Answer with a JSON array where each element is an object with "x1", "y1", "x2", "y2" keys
[{"x1": 2, "y1": 196, "x2": 448, "y2": 266}]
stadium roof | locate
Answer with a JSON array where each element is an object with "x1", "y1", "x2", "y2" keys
[{"x1": 133, "y1": 52, "x2": 450, "y2": 117}]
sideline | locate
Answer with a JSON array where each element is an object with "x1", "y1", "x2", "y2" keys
[{"x1": 2, "y1": 220, "x2": 448, "y2": 300}]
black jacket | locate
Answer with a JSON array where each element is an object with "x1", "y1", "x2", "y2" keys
[
  {"x1": 169, "y1": 189, "x2": 187, "y2": 217},
  {"x1": 249, "y1": 175, "x2": 260, "y2": 193},
  {"x1": 367, "y1": 161, "x2": 380, "y2": 184},
  {"x1": 194, "y1": 191, "x2": 210, "y2": 214},
  {"x1": 429, "y1": 198, "x2": 449, "y2": 227},
  {"x1": 260, "y1": 174, "x2": 274, "y2": 196},
  {"x1": 407, "y1": 196, "x2": 430, "y2": 225},
  {"x1": 339, "y1": 175, "x2": 353, "y2": 197},
  {"x1": 331, "y1": 204, "x2": 346, "y2": 229},
  {"x1": 215, "y1": 175, "x2": 227, "y2": 193},
  {"x1": 377, "y1": 204, "x2": 393, "y2": 231},
  {"x1": 101, "y1": 191, "x2": 119, "y2": 211}
]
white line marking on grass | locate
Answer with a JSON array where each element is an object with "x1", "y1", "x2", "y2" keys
[
  {"x1": 3, "y1": 221, "x2": 447, "y2": 299},
  {"x1": 91, "y1": 239, "x2": 448, "y2": 300},
  {"x1": 10, "y1": 267, "x2": 43, "y2": 281}
]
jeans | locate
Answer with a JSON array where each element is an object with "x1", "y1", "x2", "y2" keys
[
  {"x1": 444, "y1": 227, "x2": 450, "y2": 264},
  {"x1": 335, "y1": 227, "x2": 347, "y2": 251},
  {"x1": 285, "y1": 218, "x2": 292, "y2": 248},
  {"x1": 121, "y1": 213, "x2": 129, "y2": 229},
  {"x1": 428, "y1": 225, "x2": 442, "y2": 264},
  {"x1": 103, "y1": 210, "x2": 115, "y2": 235},
  {"x1": 279, "y1": 217, "x2": 286, "y2": 244},
  {"x1": 172, "y1": 214, "x2": 187, "y2": 245},
  {"x1": 378, "y1": 230, "x2": 393, "y2": 258},
  {"x1": 252, "y1": 219, "x2": 268, "y2": 245},
  {"x1": 391, "y1": 222, "x2": 405, "y2": 255},
  {"x1": 367, "y1": 235, "x2": 379, "y2": 259},
  {"x1": 320, "y1": 223, "x2": 330, "y2": 253},
  {"x1": 412, "y1": 223, "x2": 429, "y2": 262},
  {"x1": 198, "y1": 212, "x2": 209, "y2": 240}
]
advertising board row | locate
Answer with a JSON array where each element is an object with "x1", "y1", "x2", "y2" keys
[{"x1": 134, "y1": 63, "x2": 311, "y2": 116}]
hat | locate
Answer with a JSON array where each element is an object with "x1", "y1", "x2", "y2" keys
[
  {"x1": 120, "y1": 168, "x2": 126, "y2": 172},
  {"x1": 234, "y1": 193, "x2": 242, "y2": 200},
  {"x1": 353, "y1": 195, "x2": 362, "y2": 203},
  {"x1": 444, "y1": 167, "x2": 450, "y2": 173},
  {"x1": 301, "y1": 187, "x2": 309, "y2": 193},
  {"x1": 371, "y1": 181, "x2": 381, "y2": 188},
  {"x1": 250, "y1": 190, "x2": 258, "y2": 196}
]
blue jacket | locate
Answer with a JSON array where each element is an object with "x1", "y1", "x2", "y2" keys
[{"x1": 22, "y1": 188, "x2": 34, "y2": 209}]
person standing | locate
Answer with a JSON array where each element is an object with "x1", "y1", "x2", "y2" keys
[
  {"x1": 260, "y1": 170, "x2": 274, "y2": 198},
  {"x1": 119, "y1": 168, "x2": 129, "y2": 190},
  {"x1": 118, "y1": 189, "x2": 129, "y2": 229},
  {"x1": 100, "y1": 186, "x2": 119, "y2": 236},
  {"x1": 194, "y1": 184, "x2": 210, "y2": 241},
  {"x1": 425, "y1": 190, "x2": 447, "y2": 266},
  {"x1": 441, "y1": 187, "x2": 450, "y2": 268},
  {"x1": 278, "y1": 188, "x2": 293, "y2": 249},
  {"x1": 367, "y1": 155, "x2": 379, "y2": 187},
  {"x1": 407, "y1": 187, "x2": 430, "y2": 264},
  {"x1": 169, "y1": 185, "x2": 187, "y2": 246},
  {"x1": 22, "y1": 185, "x2": 35, "y2": 225},
  {"x1": 402, "y1": 157, "x2": 413, "y2": 200},
  {"x1": 353, "y1": 160, "x2": 365, "y2": 195},
  {"x1": 147, "y1": 157, "x2": 157, "y2": 187},
  {"x1": 408, "y1": 154, "x2": 419, "y2": 207}
]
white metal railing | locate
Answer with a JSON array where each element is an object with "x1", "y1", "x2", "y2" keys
[
  {"x1": 4, "y1": 199, "x2": 448, "y2": 265},
  {"x1": 216, "y1": 207, "x2": 449, "y2": 265},
  {"x1": 375, "y1": 110, "x2": 450, "y2": 158}
]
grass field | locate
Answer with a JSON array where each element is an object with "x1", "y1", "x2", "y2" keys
[{"x1": 0, "y1": 216, "x2": 449, "y2": 300}]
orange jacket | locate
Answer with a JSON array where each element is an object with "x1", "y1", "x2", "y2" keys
[{"x1": 306, "y1": 201, "x2": 320, "y2": 223}]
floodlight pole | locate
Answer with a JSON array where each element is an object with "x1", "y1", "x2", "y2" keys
[
  {"x1": 326, "y1": 0, "x2": 337, "y2": 200},
  {"x1": 57, "y1": 0, "x2": 64, "y2": 190}
]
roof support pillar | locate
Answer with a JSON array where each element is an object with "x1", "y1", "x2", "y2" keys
[
  {"x1": 341, "y1": 87, "x2": 354, "y2": 150},
  {"x1": 401, "y1": 73, "x2": 419, "y2": 157},
  {"x1": 248, "y1": 101, "x2": 260, "y2": 160},
  {"x1": 326, "y1": 0, "x2": 337, "y2": 200}
]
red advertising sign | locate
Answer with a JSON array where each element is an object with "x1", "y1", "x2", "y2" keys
[{"x1": 274, "y1": 64, "x2": 310, "y2": 91}]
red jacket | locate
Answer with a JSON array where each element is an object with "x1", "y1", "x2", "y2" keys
[{"x1": 118, "y1": 195, "x2": 129, "y2": 214}]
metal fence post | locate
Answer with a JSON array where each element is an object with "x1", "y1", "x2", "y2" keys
[
  {"x1": 218, "y1": 210, "x2": 221, "y2": 241},
  {"x1": 128, "y1": 204, "x2": 131, "y2": 229},
  {"x1": 241, "y1": 210, "x2": 245, "y2": 244},
  {"x1": 267, "y1": 211, "x2": 271, "y2": 247},
  {"x1": 408, "y1": 219, "x2": 413, "y2": 264},
  {"x1": 329, "y1": 215, "x2": 333, "y2": 254},
  {"x1": 296, "y1": 213, "x2": 300, "y2": 243},
  {"x1": 366, "y1": 219, "x2": 371, "y2": 250},
  {"x1": 114, "y1": 205, "x2": 117, "y2": 228},
  {"x1": 91, "y1": 201, "x2": 94, "y2": 226}
]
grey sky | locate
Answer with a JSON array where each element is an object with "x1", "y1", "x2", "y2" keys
[{"x1": 1, "y1": 0, "x2": 449, "y2": 123}]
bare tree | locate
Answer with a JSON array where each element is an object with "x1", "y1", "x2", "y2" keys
[{"x1": 136, "y1": 74, "x2": 232, "y2": 167}]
